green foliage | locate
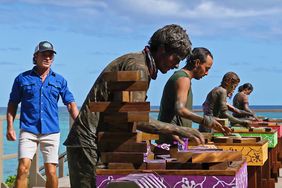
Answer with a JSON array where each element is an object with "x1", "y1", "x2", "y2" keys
[{"x1": 5, "y1": 175, "x2": 16, "y2": 188}]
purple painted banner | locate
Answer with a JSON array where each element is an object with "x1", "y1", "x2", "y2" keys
[{"x1": 97, "y1": 162, "x2": 248, "y2": 188}]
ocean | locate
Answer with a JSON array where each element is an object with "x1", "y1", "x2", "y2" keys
[{"x1": 1, "y1": 106, "x2": 282, "y2": 181}]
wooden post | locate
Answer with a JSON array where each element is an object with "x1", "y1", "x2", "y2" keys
[
  {"x1": 29, "y1": 150, "x2": 46, "y2": 188},
  {"x1": 0, "y1": 119, "x2": 4, "y2": 184},
  {"x1": 58, "y1": 155, "x2": 64, "y2": 178}
]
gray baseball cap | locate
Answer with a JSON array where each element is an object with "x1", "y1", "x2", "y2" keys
[{"x1": 34, "y1": 41, "x2": 56, "y2": 54}]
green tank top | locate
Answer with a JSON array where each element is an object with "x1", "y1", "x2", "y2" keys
[{"x1": 157, "y1": 70, "x2": 193, "y2": 144}]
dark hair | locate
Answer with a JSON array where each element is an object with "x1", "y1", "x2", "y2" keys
[
  {"x1": 221, "y1": 72, "x2": 240, "y2": 86},
  {"x1": 238, "y1": 83, "x2": 253, "y2": 92},
  {"x1": 185, "y1": 47, "x2": 213, "y2": 69},
  {"x1": 148, "y1": 24, "x2": 192, "y2": 60}
]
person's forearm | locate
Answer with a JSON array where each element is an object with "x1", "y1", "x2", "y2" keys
[
  {"x1": 178, "y1": 108, "x2": 203, "y2": 123},
  {"x1": 136, "y1": 117, "x2": 184, "y2": 137},
  {"x1": 239, "y1": 109, "x2": 253, "y2": 116},
  {"x1": 222, "y1": 111, "x2": 245, "y2": 125},
  {"x1": 6, "y1": 102, "x2": 17, "y2": 129},
  {"x1": 67, "y1": 102, "x2": 79, "y2": 120}
]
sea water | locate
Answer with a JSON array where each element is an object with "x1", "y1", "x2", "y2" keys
[{"x1": 1, "y1": 106, "x2": 282, "y2": 181}]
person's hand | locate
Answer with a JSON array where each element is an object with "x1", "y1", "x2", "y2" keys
[
  {"x1": 178, "y1": 126, "x2": 205, "y2": 145},
  {"x1": 210, "y1": 119, "x2": 232, "y2": 135},
  {"x1": 6, "y1": 128, "x2": 16, "y2": 141},
  {"x1": 203, "y1": 115, "x2": 232, "y2": 135},
  {"x1": 242, "y1": 120, "x2": 252, "y2": 128},
  {"x1": 172, "y1": 135, "x2": 185, "y2": 145}
]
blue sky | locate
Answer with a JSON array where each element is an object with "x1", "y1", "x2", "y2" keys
[{"x1": 1, "y1": 0, "x2": 282, "y2": 107}]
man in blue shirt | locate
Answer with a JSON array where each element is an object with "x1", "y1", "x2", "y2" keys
[{"x1": 6, "y1": 41, "x2": 79, "y2": 188}]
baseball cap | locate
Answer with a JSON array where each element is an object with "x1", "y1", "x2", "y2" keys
[{"x1": 34, "y1": 41, "x2": 56, "y2": 54}]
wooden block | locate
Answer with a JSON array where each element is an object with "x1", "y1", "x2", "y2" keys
[
  {"x1": 175, "y1": 151, "x2": 193, "y2": 163},
  {"x1": 145, "y1": 159, "x2": 166, "y2": 170},
  {"x1": 189, "y1": 145, "x2": 220, "y2": 150},
  {"x1": 103, "y1": 112, "x2": 149, "y2": 123},
  {"x1": 155, "y1": 155, "x2": 177, "y2": 161},
  {"x1": 90, "y1": 102, "x2": 150, "y2": 112},
  {"x1": 107, "y1": 163, "x2": 146, "y2": 169},
  {"x1": 217, "y1": 118, "x2": 229, "y2": 126},
  {"x1": 257, "y1": 121, "x2": 277, "y2": 126},
  {"x1": 232, "y1": 127, "x2": 249, "y2": 132},
  {"x1": 232, "y1": 137, "x2": 257, "y2": 144},
  {"x1": 99, "y1": 122, "x2": 136, "y2": 132},
  {"x1": 266, "y1": 118, "x2": 282, "y2": 123},
  {"x1": 151, "y1": 145, "x2": 170, "y2": 155},
  {"x1": 213, "y1": 137, "x2": 233, "y2": 143},
  {"x1": 98, "y1": 132, "x2": 137, "y2": 142},
  {"x1": 208, "y1": 162, "x2": 229, "y2": 170},
  {"x1": 101, "y1": 152, "x2": 144, "y2": 163},
  {"x1": 251, "y1": 127, "x2": 266, "y2": 133},
  {"x1": 178, "y1": 150, "x2": 242, "y2": 163},
  {"x1": 136, "y1": 132, "x2": 159, "y2": 142},
  {"x1": 108, "y1": 81, "x2": 148, "y2": 91},
  {"x1": 99, "y1": 141, "x2": 147, "y2": 152},
  {"x1": 166, "y1": 161, "x2": 203, "y2": 169},
  {"x1": 169, "y1": 146, "x2": 178, "y2": 158},
  {"x1": 113, "y1": 91, "x2": 130, "y2": 102},
  {"x1": 102, "y1": 71, "x2": 142, "y2": 81}
]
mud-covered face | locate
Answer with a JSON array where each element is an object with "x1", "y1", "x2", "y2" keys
[
  {"x1": 157, "y1": 53, "x2": 181, "y2": 73},
  {"x1": 194, "y1": 55, "x2": 213, "y2": 80},
  {"x1": 226, "y1": 82, "x2": 238, "y2": 98},
  {"x1": 244, "y1": 89, "x2": 253, "y2": 95}
]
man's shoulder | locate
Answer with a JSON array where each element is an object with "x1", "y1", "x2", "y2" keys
[
  {"x1": 16, "y1": 69, "x2": 33, "y2": 80},
  {"x1": 108, "y1": 52, "x2": 147, "y2": 71},
  {"x1": 210, "y1": 86, "x2": 226, "y2": 95},
  {"x1": 49, "y1": 70, "x2": 66, "y2": 81}
]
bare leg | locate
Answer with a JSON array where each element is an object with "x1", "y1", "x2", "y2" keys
[
  {"x1": 44, "y1": 163, "x2": 58, "y2": 188},
  {"x1": 15, "y1": 158, "x2": 31, "y2": 188}
]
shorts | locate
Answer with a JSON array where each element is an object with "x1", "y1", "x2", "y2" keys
[{"x1": 18, "y1": 130, "x2": 60, "y2": 164}]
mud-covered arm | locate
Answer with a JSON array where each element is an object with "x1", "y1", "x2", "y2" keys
[
  {"x1": 218, "y1": 90, "x2": 249, "y2": 126},
  {"x1": 174, "y1": 77, "x2": 230, "y2": 134},
  {"x1": 136, "y1": 117, "x2": 205, "y2": 144},
  {"x1": 227, "y1": 103, "x2": 253, "y2": 117},
  {"x1": 242, "y1": 95, "x2": 256, "y2": 117},
  {"x1": 174, "y1": 77, "x2": 203, "y2": 123}
]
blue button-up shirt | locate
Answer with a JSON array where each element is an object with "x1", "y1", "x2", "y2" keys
[{"x1": 9, "y1": 67, "x2": 75, "y2": 134}]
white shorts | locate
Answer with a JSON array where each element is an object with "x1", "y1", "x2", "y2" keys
[{"x1": 18, "y1": 131, "x2": 60, "y2": 164}]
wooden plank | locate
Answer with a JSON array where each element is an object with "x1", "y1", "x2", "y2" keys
[
  {"x1": 266, "y1": 118, "x2": 282, "y2": 123},
  {"x1": 208, "y1": 162, "x2": 229, "y2": 170},
  {"x1": 99, "y1": 141, "x2": 147, "y2": 152},
  {"x1": 213, "y1": 137, "x2": 233, "y2": 143},
  {"x1": 107, "y1": 163, "x2": 146, "y2": 170},
  {"x1": 101, "y1": 152, "x2": 144, "y2": 163},
  {"x1": 89, "y1": 102, "x2": 150, "y2": 112},
  {"x1": 98, "y1": 132, "x2": 137, "y2": 142},
  {"x1": 217, "y1": 118, "x2": 229, "y2": 126},
  {"x1": 108, "y1": 81, "x2": 148, "y2": 91},
  {"x1": 177, "y1": 150, "x2": 242, "y2": 163},
  {"x1": 99, "y1": 122, "x2": 136, "y2": 132},
  {"x1": 102, "y1": 71, "x2": 141, "y2": 81},
  {"x1": 166, "y1": 161, "x2": 203, "y2": 169},
  {"x1": 145, "y1": 159, "x2": 166, "y2": 170},
  {"x1": 136, "y1": 132, "x2": 159, "y2": 142},
  {"x1": 103, "y1": 111, "x2": 149, "y2": 123},
  {"x1": 151, "y1": 145, "x2": 170, "y2": 155},
  {"x1": 232, "y1": 137, "x2": 258, "y2": 144},
  {"x1": 175, "y1": 152, "x2": 193, "y2": 163},
  {"x1": 113, "y1": 91, "x2": 130, "y2": 102}
]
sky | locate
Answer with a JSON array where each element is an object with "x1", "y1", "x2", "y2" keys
[{"x1": 0, "y1": 0, "x2": 282, "y2": 107}]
